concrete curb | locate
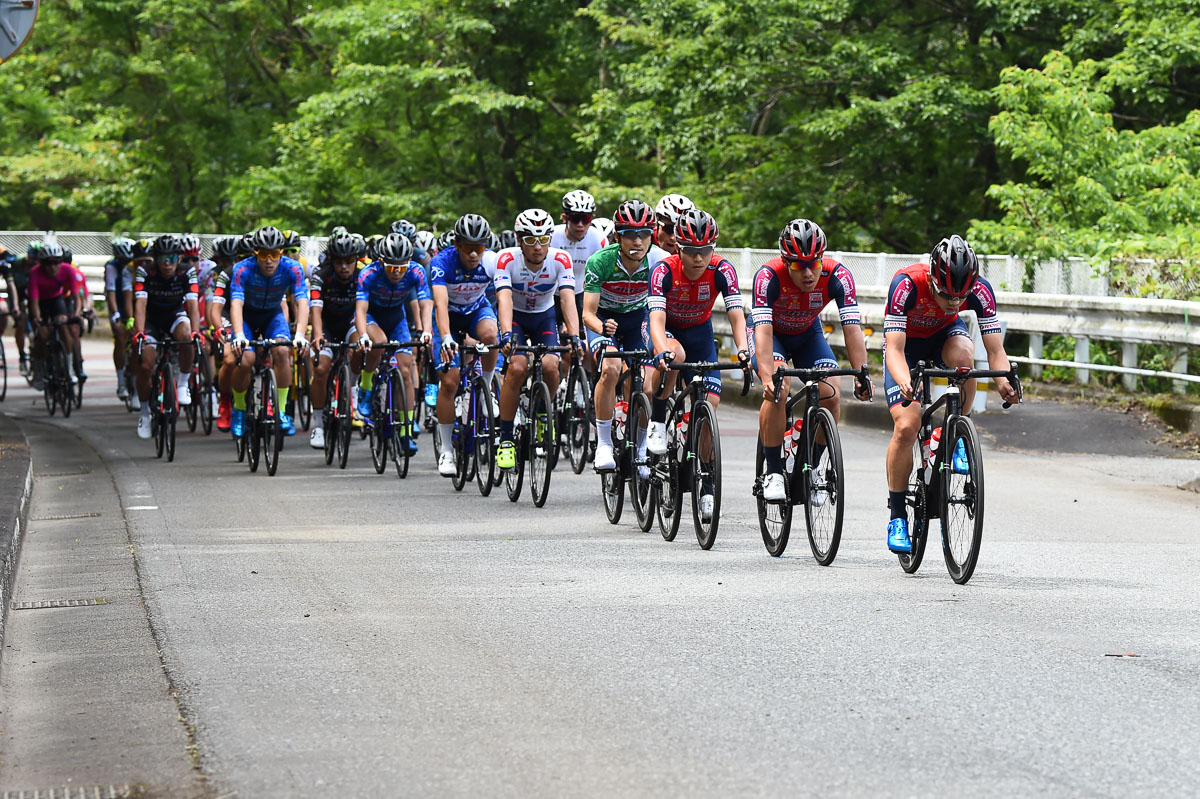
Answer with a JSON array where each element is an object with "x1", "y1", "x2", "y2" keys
[{"x1": 0, "y1": 412, "x2": 34, "y2": 665}]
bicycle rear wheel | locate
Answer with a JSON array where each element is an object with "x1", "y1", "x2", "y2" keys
[
  {"x1": 566, "y1": 363, "x2": 592, "y2": 475},
  {"x1": 689, "y1": 399, "x2": 722, "y2": 550},
  {"x1": 473, "y1": 375, "x2": 497, "y2": 496},
  {"x1": 261, "y1": 369, "x2": 282, "y2": 476},
  {"x1": 601, "y1": 470, "x2": 624, "y2": 524},
  {"x1": 941, "y1": 415, "x2": 985, "y2": 584},
  {"x1": 803, "y1": 407, "x2": 845, "y2": 566},
  {"x1": 627, "y1": 392, "x2": 653, "y2": 531},
  {"x1": 529, "y1": 381, "x2": 554, "y2": 508},
  {"x1": 898, "y1": 439, "x2": 931, "y2": 574},
  {"x1": 755, "y1": 438, "x2": 793, "y2": 557}
]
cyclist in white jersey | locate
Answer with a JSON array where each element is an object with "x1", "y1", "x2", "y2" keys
[{"x1": 654, "y1": 193, "x2": 695, "y2": 257}]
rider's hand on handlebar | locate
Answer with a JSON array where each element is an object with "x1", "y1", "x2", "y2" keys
[
  {"x1": 652, "y1": 349, "x2": 673, "y2": 372},
  {"x1": 602, "y1": 318, "x2": 618, "y2": 336},
  {"x1": 760, "y1": 361, "x2": 781, "y2": 403},
  {"x1": 995, "y1": 376, "x2": 1020, "y2": 405},
  {"x1": 357, "y1": 336, "x2": 373, "y2": 352}
]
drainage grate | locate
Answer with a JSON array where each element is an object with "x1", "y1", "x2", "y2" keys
[
  {"x1": 11, "y1": 598, "x2": 109, "y2": 611},
  {"x1": 2, "y1": 786, "x2": 134, "y2": 799},
  {"x1": 31, "y1": 512, "x2": 103, "y2": 521},
  {"x1": 35, "y1": 469, "x2": 93, "y2": 477}
]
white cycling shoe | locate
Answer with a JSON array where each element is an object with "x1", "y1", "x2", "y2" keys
[
  {"x1": 309, "y1": 426, "x2": 325, "y2": 449},
  {"x1": 176, "y1": 379, "x2": 192, "y2": 406},
  {"x1": 809, "y1": 468, "x2": 828, "y2": 507},
  {"x1": 761, "y1": 472, "x2": 787, "y2": 502},
  {"x1": 699, "y1": 493, "x2": 714, "y2": 522},
  {"x1": 646, "y1": 422, "x2": 668, "y2": 455},
  {"x1": 438, "y1": 451, "x2": 457, "y2": 477},
  {"x1": 136, "y1": 414, "x2": 152, "y2": 440},
  {"x1": 593, "y1": 442, "x2": 616, "y2": 471}
]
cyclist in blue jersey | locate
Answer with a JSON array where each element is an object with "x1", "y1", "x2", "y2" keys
[
  {"x1": 228, "y1": 226, "x2": 310, "y2": 438},
  {"x1": 355, "y1": 233, "x2": 433, "y2": 454},
  {"x1": 390, "y1": 219, "x2": 428, "y2": 266},
  {"x1": 429, "y1": 213, "x2": 501, "y2": 477}
]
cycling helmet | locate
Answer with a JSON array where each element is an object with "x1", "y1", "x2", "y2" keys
[
  {"x1": 62, "y1": 247, "x2": 74, "y2": 264},
  {"x1": 329, "y1": 225, "x2": 349, "y2": 238},
  {"x1": 250, "y1": 225, "x2": 286, "y2": 251},
  {"x1": 213, "y1": 236, "x2": 240, "y2": 260},
  {"x1": 153, "y1": 234, "x2": 184, "y2": 257},
  {"x1": 437, "y1": 230, "x2": 456, "y2": 250},
  {"x1": 929, "y1": 234, "x2": 979, "y2": 298},
  {"x1": 349, "y1": 233, "x2": 367, "y2": 257},
  {"x1": 562, "y1": 189, "x2": 597, "y2": 215},
  {"x1": 415, "y1": 230, "x2": 437, "y2": 254},
  {"x1": 282, "y1": 230, "x2": 303, "y2": 251},
  {"x1": 325, "y1": 232, "x2": 364, "y2": 260},
  {"x1": 778, "y1": 218, "x2": 827, "y2": 260},
  {"x1": 675, "y1": 209, "x2": 719, "y2": 247},
  {"x1": 499, "y1": 229, "x2": 519, "y2": 249},
  {"x1": 364, "y1": 234, "x2": 384, "y2": 260},
  {"x1": 488, "y1": 232, "x2": 501, "y2": 252},
  {"x1": 513, "y1": 209, "x2": 555, "y2": 238},
  {"x1": 378, "y1": 232, "x2": 414, "y2": 264},
  {"x1": 26, "y1": 240, "x2": 43, "y2": 258},
  {"x1": 132, "y1": 239, "x2": 154, "y2": 260},
  {"x1": 453, "y1": 213, "x2": 491, "y2": 244},
  {"x1": 39, "y1": 241, "x2": 63, "y2": 261},
  {"x1": 612, "y1": 199, "x2": 655, "y2": 232},
  {"x1": 237, "y1": 235, "x2": 255, "y2": 258},
  {"x1": 389, "y1": 219, "x2": 417, "y2": 241},
  {"x1": 111, "y1": 237, "x2": 136, "y2": 261},
  {"x1": 655, "y1": 193, "x2": 695, "y2": 225},
  {"x1": 591, "y1": 217, "x2": 615, "y2": 243}
]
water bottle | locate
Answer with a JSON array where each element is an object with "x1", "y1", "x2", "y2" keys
[
  {"x1": 455, "y1": 391, "x2": 468, "y2": 423},
  {"x1": 781, "y1": 418, "x2": 803, "y2": 462},
  {"x1": 614, "y1": 399, "x2": 628, "y2": 438},
  {"x1": 922, "y1": 427, "x2": 942, "y2": 483}
]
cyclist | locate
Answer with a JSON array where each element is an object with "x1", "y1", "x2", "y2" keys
[
  {"x1": 883, "y1": 234, "x2": 1017, "y2": 553},
  {"x1": 430, "y1": 213, "x2": 501, "y2": 477},
  {"x1": 751, "y1": 219, "x2": 873, "y2": 502},
  {"x1": 104, "y1": 238, "x2": 137, "y2": 400},
  {"x1": 208, "y1": 236, "x2": 242, "y2": 431},
  {"x1": 591, "y1": 217, "x2": 615, "y2": 246},
  {"x1": 228, "y1": 226, "x2": 310, "y2": 439},
  {"x1": 390, "y1": 219, "x2": 429, "y2": 266},
  {"x1": 415, "y1": 230, "x2": 437, "y2": 263},
  {"x1": 0, "y1": 247, "x2": 15, "y2": 360},
  {"x1": 654, "y1": 194, "x2": 695, "y2": 257},
  {"x1": 498, "y1": 229, "x2": 519, "y2": 250},
  {"x1": 354, "y1": 232, "x2": 432, "y2": 454},
  {"x1": 28, "y1": 242, "x2": 82, "y2": 391},
  {"x1": 583, "y1": 199, "x2": 659, "y2": 472},
  {"x1": 9, "y1": 241, "x2": 43, "y2": 374},
  {"x1": 309, "y1": 232, "x2": 365, "y2": 450},
  {"x1": 131, "y1": 234, "x2": 202, "y2": 439},
  {"x1": 646, "y1": 209, "x2": 750, "y2": 519},
  {"x1": 494, "y1": 208, "x2": 581, "y2": 469},
  {"x1": 65, "y1": 251, "x2": 95, "y2": 383},
  {"x1": 551, "y1": 190, "x2": 607, "y2": 326}
]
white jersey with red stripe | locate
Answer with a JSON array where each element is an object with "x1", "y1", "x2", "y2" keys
[{"x1": 493, "y1": 247, "x2": 576, "y2": 314}]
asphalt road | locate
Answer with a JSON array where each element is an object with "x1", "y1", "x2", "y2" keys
[{"x1": 2, "y1": 339, "x2": 1199, "y2": 798}]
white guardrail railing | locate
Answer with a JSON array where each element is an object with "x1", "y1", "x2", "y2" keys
[{"x1": 3, "y1": 232, "x2": 1196, "y2": 394}]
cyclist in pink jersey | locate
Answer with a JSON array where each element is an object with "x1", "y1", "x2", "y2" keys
[{"x1": 28, "y1": 242, "x2": 83, "y2": 390}]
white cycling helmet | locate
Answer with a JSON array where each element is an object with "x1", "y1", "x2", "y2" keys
[
  {"x1": 414, "y1": 230, "x2": 436, "y2": 254},
  {"x1": 655, "y1": 193, "x2": 695, "y2": 225},
  {"x1": 591, "y1": 217, "x2": 615, "y2": 243},
  {"x1": 514, "y1": 208, "x2": 556, "y2": 238},
  {"x1": 561, "y1": 190, "x2": 596, "y2": 215}
]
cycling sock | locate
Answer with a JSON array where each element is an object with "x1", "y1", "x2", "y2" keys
[
  {"x1": 482, "y1": 369, "x2": 495, "y2": 388},
  {"x1": 764, "y1": 444, "x2": 783, "y2": 474},
  {"x1": 360, "y1": 371, "x2": 374, "y2": 390},
  {"x1": 652, "y1": 396, "x2": 668, "y2": 422},
  {"x1": 277, "y1": 386, "x2": 289, "y2": 413},
  {"x1": 889, "y1": 490, "x2": 907, "y2": 521},
  {"x1": 500, "y1": 418, "x2": 515, "y2": 443},
  {"x1": 313, "y1": 408, "x2": 323, "y2": 427},
  {"x1": 438, "y1": 423, "x2": 453, "y2": 452},
  {"x1": 233, "y1": 390, "x2": 247, "y2": 411},
  {"x1": 116, "y1": 367, "x2": 125, "y2": 384},
  {"x1": 596, "y1": 418, "x2": 613, "y2": 447},
  {"x1": 139, "y1": 399, "x2": 150, "y2": 415},
  {"x1": 636, "y1": 424, "x2": 647, "y2": 450}
]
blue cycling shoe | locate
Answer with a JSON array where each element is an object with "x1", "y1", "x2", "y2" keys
[
  {"x1": 357, "y1": 388, "x2": 373, "y2": 421},
  {"x1": 887, "y1": 518, "x2": 912, "y2": 553},
  {"x1": 281, "y1": 413, "x2": 296, "y2": 437},
  {"x1": 404, "y1": 437, "x2": 419, "y2": 455},
  {"x1": 231, "y1": 408, "x2": 245, "y2": 438},
  {"x1": 952, "y1": 438, "x2": 970, "y2": 474}
]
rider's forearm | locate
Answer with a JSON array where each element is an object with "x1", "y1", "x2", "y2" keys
[
  {"x1": 843, "y1": 323, "x2": 869, "y2": 370},
  {"x1": 648, "y1": 311, "x2": 669, "y2": 354},
  {"x1": 728, "y1": 309, "x2": 750, "y2": 354},
  {"x1": 983, "y1": 333, "x2": 1011, "y2": 372}
]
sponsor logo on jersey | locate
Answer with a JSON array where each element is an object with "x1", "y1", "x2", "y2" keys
[
  {"x1": 891, "y1": 279, "x2": 912, "y2": 312},
  {"x1": 697, "y1": 283, "x2": 710, "y2": 302},
  {"x1": 809, "y1": 292, "x2": 825, "y2": 309}
]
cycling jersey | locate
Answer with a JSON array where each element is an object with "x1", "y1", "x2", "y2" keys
[
  {"x1": 310, "y1": 264, "x2": 360, "y2": 327},
  {"x1": 134, "y1": 263, "x2": 199, "y2": 312},
  {"x1": 428, "y1": 247, "x2": 498, "y2": 313},
  {"x1": 493, "y1": 247, "x2": 575, "y2": 313},
  {"x1": 104, "y1": 258, "x2": 134, "y2": 294},
  {"x1": 583, "y1": 244, "x2": 654, "y2": 313},
  {"x1": 648, "y1": 254, "x2": 742, "y2": 328},
  {"x1": 194, "y1": 258, "x2": 218, "y2": 298},
  {"x1": 884, "y1": 263, "x2": 999, "y2": 339},
  {"x1": 28, "y1": 263, "x2": 77, "y2": 302},
  {"x1": 357, "y1": 260, "x2": 430, "y2": 311},
  {"x1": 229, "y1": 256, "x2": 308, "y2": 312},
  {"x1": 749, "y1": 256, "x2": 860, "y2": 335},
  {"x1": 550, "y1": 225, "x2": 608, "y2": 285}
]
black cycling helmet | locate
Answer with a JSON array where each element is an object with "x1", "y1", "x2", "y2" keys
[
  {"x1": 498, "y1": 229, "x2": 519, "y2": 249},
  {"x1": 250, "y1": 226, "x2": 286, "y2": 251},
  {"x1": 929, "y1": 234, "x2": 979, "y2": 299},
  {"x1": 111, "y1": 237, "x2": 136, "y2": 261},
  {"x1": 326, "y1": 232, "x2": 365, "y2": 260},
  {"x1": 132, "y1": 239, "x2": 154, "y2": 260},
  {"x1": 213, "y1": 236, "x2": 240, "y2": 260},
  {"x1": 453, "y1": 213, "x2": 491, "y2": 244},
  {"x1": 779, "y1": 218, "x2": 827, "y2": 260},
  {"x1": 329, "y1": 225, "x2": 349, "y2": 239},
  {"x1": 437, "y1": 230, "x2": 456, "y2": 251},
  {"x1": 153, "y1": 234, "x2": 184, "y2": 257},
  {"x1": 61, "y1": 247, "x2": 74, "y2": 264},
  {"x1": 675, "y1": 209, "x2": 719, "y2": 247},
  {"x1": 39, "y1": 241, "x2": 64, "y2": 261},
  {"x1": 237, "y1": 235, "x2": 255, "y2": 258},
  {"x1": 389, "y1": 219, "x2": 417, "y2": 241},
  {"x1": 612, "y1": 199, "x2": 655, "y2": 232},
  {"x1": 378, "y1": 232, "x2": 414, "y2": 264}
]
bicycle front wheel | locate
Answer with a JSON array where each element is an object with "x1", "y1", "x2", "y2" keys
[
  {"x1": 803, "y1": 407, "x2": 845, "y2": 565},
  {"x1": 505, "y1": 421, "x2": 525, "y2": 503},
  {"x1": 473, "y1": 375, "x2": 497, "y2": 496},
  {"x1": 164, "y1": 376, "x2": 178, "y2": 463},
  {"x1": 566, "y1": 362, "x2": 592, "y2": 475},
  {"x1": 529, "y1": 381, "x2": 554, "y2": 508},
  {"x1": 899, "y1": 439, "x2": 931, "y2": 574},
  {"x1": 56, "y1": 348, "x2": 73, "y2": 418},
  {"x1": 451, "y1": 417, "x2": 469, "y2": 492},
  {"x1": 755, "y1": 437, "x2": 793, "y2": 557},
  {"x1": 296, "y1": 355, "x2": 312, "y2": 431},
  {"x1": 368, "y1": 377, "x2": 387, "y2": 475},
  {"x1": 690, "y1": 399, "x2": 722, "y2": 550},
  {"x1": 941, "y1": 415, "x2": 985, "y2": 584},
  {"x1": 246, "y1": 382, "x2": 261, "y2": 472},
  {"x1": 628, "y1": 392, "x2": 653, "y2": 531},
  {"x1": 261, "y1": 369, "x2": 282, "y2": 476},
  {"x1": 390, "y1": 369, "x2": 410, "y2": 480},
  {"x1": 335, "y1": 362, "x2": 353, "y2": 469},
  {"x1": 0, "y1": 341, "x2": 7, "y2": 402}
]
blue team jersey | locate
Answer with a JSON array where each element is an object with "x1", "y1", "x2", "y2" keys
[
  {"x1": 230, "y1": 256, "x2": 309, "y2": 312},
  {"x1": 427, "y1": 247, "x2": 498, "y2": 314},
  {"x1": 357, "y1": 261, "x2": 430, "y2": 311}
]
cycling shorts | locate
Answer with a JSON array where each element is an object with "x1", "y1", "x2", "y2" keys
[
  {"x1": 240, "y1": 309, "x2": 291, "y2": 347},
  {"x1": 512, "y1": 307, "x2": 559, "y2": 349},
  {"x1": 883, "y1": 317, "x2": 970, "y2": 408},
  {"x1": 666, "y1": 321, "x2": 721, "y2": 396},
  {"x1": 441, "y1": 304, "x2": 498, "y2": 368},
  {"x1": 318, "y1": 326, "x2": 358, "y2": 361},
  {"x1": 748, "y1": 320, "x2": 837, "y2": 372},
  {"x1": 144, "y1": 308, "x2": 189, "y2": 344},
  {"x1": 37, "y1": 296, "x2": 70, "y2": 321},
  {"x1": 366, "y1": 308, "x2": 413, "y2": 353},
  {"x1": 586, "y1": 307, "x2": 649, "y2": 357}
]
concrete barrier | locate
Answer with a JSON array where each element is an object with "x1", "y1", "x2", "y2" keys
[{"x1": 0, "y1": 413, "x2": 33, "y2": 668}]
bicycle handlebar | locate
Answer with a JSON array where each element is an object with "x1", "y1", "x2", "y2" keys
[
  {"x1": 770, "y1": 364, "x2": 870, "y2": 400},
  {"x1": 512, "y1": 344, "x2": 572, "y2": 355},
  {"x1": 666, "y1": 360, "x2": 754, "y2": 397},
  {"x1": 902, "y1": 361, "x2": 1023, "y2": 409}
]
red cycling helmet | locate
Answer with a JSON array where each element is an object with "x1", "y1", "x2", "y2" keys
[
  {"x1": 612, "y1": 200, "x2": 655, "y2": 232},
  {"x1": 929, "y1": 234, "x2": 979, "y2": 298},
  {"x1": 779, "y1": 218, "x2": 827, "y2": 260},
  {"x1": 675, "y1": 209, "x2": 719, "y2": 247}
]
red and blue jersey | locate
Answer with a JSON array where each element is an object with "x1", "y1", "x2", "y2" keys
[
  {"x1": 884, "y1": 263, "x2": 1000, "y2": 339},
  {"x1": 356, "y1": 260, "x2": 430, "y2": 313},
  {"x1": 750, "y1": 256, "x2": 860, "y2": 335},
  {"x1": 230, "y1": 256, "x2": 308, "y2": 312},
  {"x1": 648, "y1": 254, "x2": 743, "y2": 329}
]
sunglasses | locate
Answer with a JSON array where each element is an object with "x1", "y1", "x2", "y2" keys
[
  {"x1": 520, "y1": 235, "x2": 551, "y2": 246},
  {"x1": 566, "y1": 213, "x2": 593, "y2": 225},
  {"x1": 332, "y1": 258, "x2": 358, "y2": 268},
  {"x1": 933, "y1": 286, "x2": 967, "y2": 302},
  {"x1": 160, "y1": 254, "x2": 182, "y2": 264},
  {"x1": 783, "y1": 256, "x2": 822, "y2": 271},
  {"x1": 619, "y1": 228, "x2": 654, "y2": 239},
  {"x1": 679, "y1": 245, "x2": 715, "y2": 258},
  {"x1": 182, "y1": 255, "x2": 201, "y2": 263},
  {"x1": 383, "y1": 260, "x2": 409, "y2": 272},
  {"x1": 255, "y1": 248, "x2": 284, "y2": 259},
  {"x1": 657, "y1": 218, "x2": 675, "y2": 235},
  {"x1": 456, "y1": 242, "x2": 487, "y2": 254}
]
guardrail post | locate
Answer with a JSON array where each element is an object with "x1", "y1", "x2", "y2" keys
[
  {"x1": 1122, "y1": 342, "x2": 1139, "y2": 391},
  {"x1": 876, "y1": 252, "x2": 887, "y2": 285},
  {"x1": 1074, "y1": 336, "x2": 1090, "y2": 385},
  {"x1": 741, "y1": 248, "x2": 752, "y2": 284},
  {"x1": 1028, "y1": 334, "x2": 1043, "y2": 379},
  {"x1": 1172, "y1": 346, "x2": 1189, "y2": 395}
]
